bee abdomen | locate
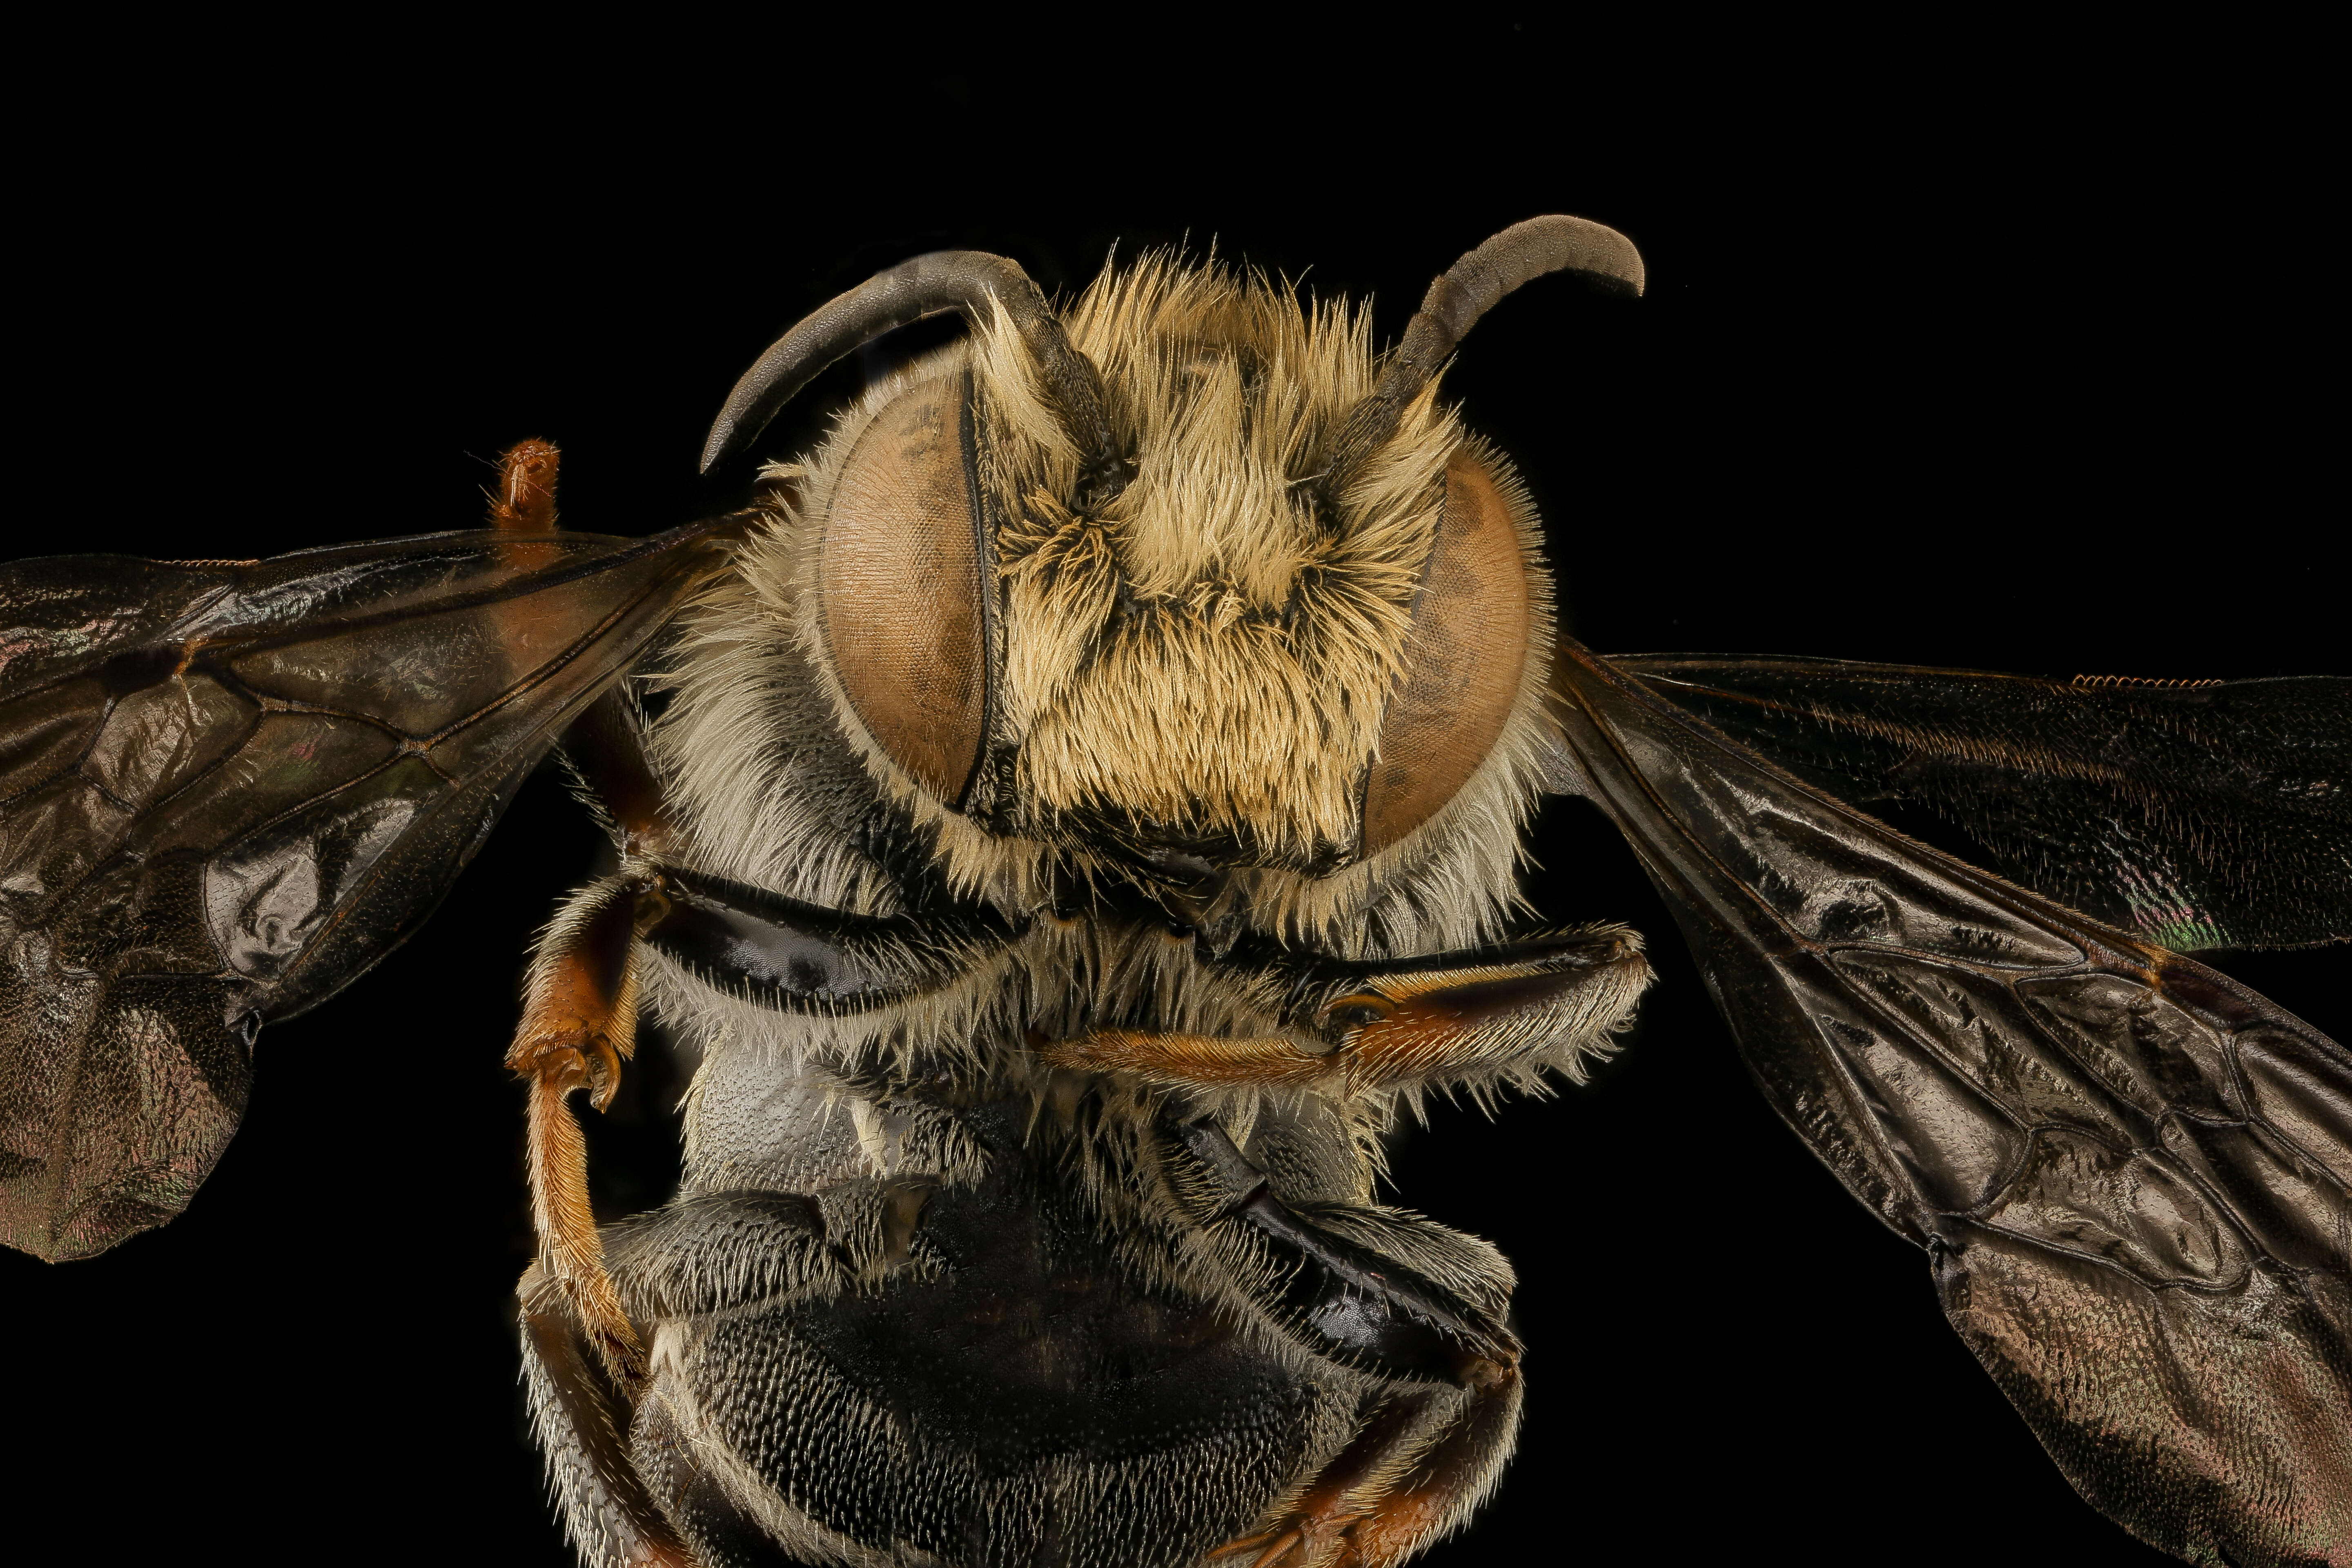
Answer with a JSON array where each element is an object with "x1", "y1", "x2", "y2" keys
[{"x1": 630, "y1": 1145, "x2": 1355, "y2": 1568}]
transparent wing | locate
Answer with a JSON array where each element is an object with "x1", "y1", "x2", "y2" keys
[
  {"x1": 1554, "y1": 639, "x2": 2351, "y2": 1567},
  {"x1": 0, "y1": 521, "x2": 735, "y2": 1261},
  {"x1": 1609, "y1": 654, "x2": 2352, "y2": 952}
]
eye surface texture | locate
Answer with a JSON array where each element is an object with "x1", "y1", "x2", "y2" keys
[
  {"x1": 1359, "y1": 449, "x2": 1535, "y2": 856},
  {"x1": 818, "y1": 373, "x2": 990, "y2": 806}
]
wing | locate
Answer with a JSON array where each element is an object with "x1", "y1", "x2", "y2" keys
[
  {"x1": 0, "y1": 521, "x2": 738, "y2": 1262},
  {"x1": 1608, "y1": 655, "x2": 2352, "y2": 952},
  {"x1": 1550, "y1": 639, "x2": 2351, "y2": 1568}
]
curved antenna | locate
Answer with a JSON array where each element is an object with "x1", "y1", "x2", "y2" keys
[
  {"x1": 1322, "y1": 215, "x2": 1645, "y2": 499},
  {"x1": 699, "y1": 250, "x2": 1115, "y2": 482}
]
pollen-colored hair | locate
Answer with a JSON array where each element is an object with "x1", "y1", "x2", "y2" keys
[{"x1": 666, "y1": 252, "x2": 1558, "y2": 958}]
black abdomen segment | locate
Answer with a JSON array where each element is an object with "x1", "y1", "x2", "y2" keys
[{"x1": 630, "y1": 1122, "x2": 1351, "y2": 1568}]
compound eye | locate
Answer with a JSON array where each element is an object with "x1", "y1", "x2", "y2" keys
[
  {"x1": 1359, "y1": 449, "x2": 1534, "y2": 856},
  {"x1": 819, "y1": 374, "x2": 989, "y2": 806}
]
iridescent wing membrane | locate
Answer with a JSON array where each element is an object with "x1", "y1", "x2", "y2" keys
[
  {"x1": 0, "y1": 523, "x2": 733, "y2": 1262},
  {"x1": 1557, "y1": 644, "x2": 2352, "y2": 1566},
  {"x1": 1614, "y1": 655, "x2": 2352, "y2": 953}
]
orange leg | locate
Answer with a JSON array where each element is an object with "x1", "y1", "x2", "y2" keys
[
  {"x1": 481, "y1": 437, "x2": 684, "y2": 1385},
  {"x1": 1212, "y1": 1359, "x2": 1522, "y2": 1568},
  {"x1": 490, "y1": 437, "x2": 562, "y2": 532},
  {"x1": 488, "y1": 438, "x2": 567, "y2": 575},
  {"x1": 1044, "y1": 927, "x2": 1648, "y2": 1096},
  {"x1": 1040, "y1": 1029, "x2": 1333, "y2": 1087},
  {"x1": 1327, "y1": 1359, "x2": 1522, "y2": 1567},
  {"x1": 507, "y1": 876, "x2": 663, "y2": 1385},
  {"x1": 1173, "y1": 1118, "x2": 1527, "y2": 1567},
  {"x1": 1212, "y1": 1394, "x2": 1433, "y2": 1567}
]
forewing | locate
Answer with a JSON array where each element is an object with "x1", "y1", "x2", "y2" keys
[
  {"x1": 1552, "y1": 640, "x2": 2351, "y2": 1567},
  {"x1": 1609, "y1": 654, "x2": 2352, "y2": 951},
  {"x1": 0, "y1": 522, "x2": 737, "y2": 1261}
]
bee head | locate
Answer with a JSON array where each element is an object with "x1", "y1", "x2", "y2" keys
[{"x1": 705, "y1": 221, "x2": 1642, "y2": 944}]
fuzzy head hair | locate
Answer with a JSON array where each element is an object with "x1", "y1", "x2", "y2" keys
[{"x1": 669, "y1": 220, "x2": 1644, "y2": 957}]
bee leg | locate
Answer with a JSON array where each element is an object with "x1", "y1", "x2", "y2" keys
[
  {"x1": 1321, "y1": 1366, "x2": 1522, "y2": 1568},
  {"x1": 1184, "y1": 1120, "x2": 1524, "y2": 1567},
  {"x1": 489, "y1": 437, "x2": 562, "y2": 532},
  {"x1": 484, "y1": 432, "x2": 679, "y2": 860},
  {"x1": 1212, "y1": 1370, "x2": 1519, "y2": 1568},
  {"x1": 1207, "y1": 1393, "x2": 1433, "y2": 1564},
  {"x1": 1311, "y1": 926, "x2": 1650, "y2": 1095},
  {"x1": 1214, "y1": 1363, "x2": 1524, "y2": 1568},
  {"x1": 1209, "y1": 1369, "x2": 1521, "y2": 1568},
  {"x1": 1048, "y1": 925, "x2": 1649, "y2": 1095},
  {"x1": 1039, "y1": 1029, "x2": 1335, "y2": 1087},
  {"x1": 517, "y1": 1262, "x2": 697, "y2": 1568},
  {"x1": 509, "y1": 873, "x2": 667, "y2": 1385},
  {"x1": 560, "y1": 683, "x2": 679, "y2": 858}
]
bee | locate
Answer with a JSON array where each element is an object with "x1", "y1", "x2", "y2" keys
[{"x1": 2, "y1": 216, "x2": 2345, "y2": 1568}]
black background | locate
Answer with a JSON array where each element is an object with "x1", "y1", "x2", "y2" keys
[{"x1": 7, "y1": 22, "x2": 2339, "y2": 1566}]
